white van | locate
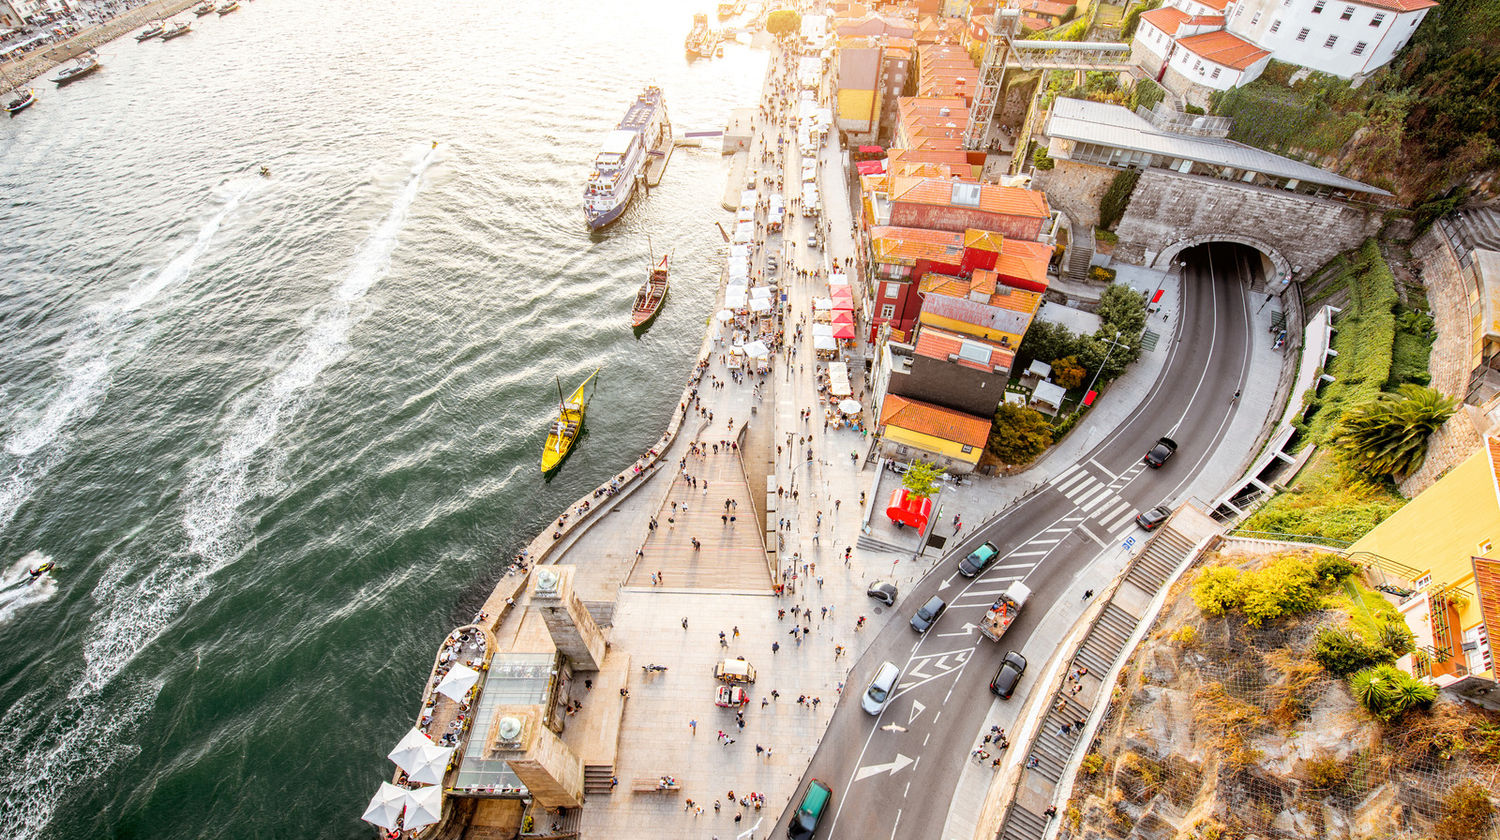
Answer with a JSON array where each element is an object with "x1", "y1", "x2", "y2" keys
[{"x1": 861, "y1": 661, "x2": 900, "y2": 715}]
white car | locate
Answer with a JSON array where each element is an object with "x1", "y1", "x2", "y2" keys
[{"x1": 861, "y1": 661, "x2": 900, "y2": 715}]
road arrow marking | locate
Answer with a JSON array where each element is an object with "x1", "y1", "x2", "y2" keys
[
  {"x1": 908, "y1": 700, "x2": 926, "y2": 725},
  {"x1": 939, "y1": 572, "x2": 959, "y2": 590},
  {"x1": 937, "y1": 623, "x2": 977, "y2": 638},
  {"x1": 854, "y1": 753, "x2": 914, "y2": 781}
]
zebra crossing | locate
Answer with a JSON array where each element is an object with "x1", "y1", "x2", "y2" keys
[{"x1": 1047, "y1": 460, "x2": 1144, "y2": 538}]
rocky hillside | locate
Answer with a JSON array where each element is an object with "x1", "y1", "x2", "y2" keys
[{"x1": 1059, "y1": 547, "x2": 1500, "y2": 840}]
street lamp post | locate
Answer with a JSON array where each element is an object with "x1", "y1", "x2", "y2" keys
[{"x1": 1076, "y1": 329, "x2": 1124, "y2": 416}]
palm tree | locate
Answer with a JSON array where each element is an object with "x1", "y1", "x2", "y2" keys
[{"x1": 1331, "y1": 385, "x2": 1456, "y2": 479}]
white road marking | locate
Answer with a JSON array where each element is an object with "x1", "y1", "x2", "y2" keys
[
  {"x1": 909, "y1": 700, "x2": 926, "y2": 724},
  {"x1": 1095, "y1": 499, "x2": 1129, "y2": 524},
  {"x1": 1076, "y1": 522, "x2": 1108, "y2": 547},
  {"x1": 1007, "y1": 549, "x2": 1050, "y2": 558},
  {"x1": 1063, "y1": 479, "x2": 1102, "y2": 502},
  {"x1": 1087, "y1": 458, "x2": 1118, "y2": 479},
  {"x1": 936, "y1": 623, "x2": 978, "y2": 637},
  {"x1": 853, "y1": 754, "x2": 914, "y2": 781},
  {"x1": 1053, "y1": 471, "x2": 1091, "y2": 495}
]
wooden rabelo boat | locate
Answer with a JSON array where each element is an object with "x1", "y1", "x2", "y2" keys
[
  {"x1": 632, "y1": 254, "x2": 670, "y2": 334},
  {"x1": 541, "y1": 369, "x2": 599, "y2": 476}
]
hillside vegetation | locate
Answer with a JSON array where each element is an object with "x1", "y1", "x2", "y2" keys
[{"x1": 1209, "y1": 0, "x2": 1500, "y2": 204}]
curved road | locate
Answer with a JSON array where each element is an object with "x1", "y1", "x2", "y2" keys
[{"x1": 775, "y1": 243, "x2": 1263, "y2": 839}]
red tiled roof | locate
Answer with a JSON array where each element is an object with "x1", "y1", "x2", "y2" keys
[
  {"x1": 1176, "y1": 30, "x2": 1271, "y2": 71},
  {"x1": 1351, "y1": 0, "x2": 1437, "y2": 10},
  {"x1": 1194, "y1": 0, "x2": 1229, "y2": 10},
  {"x1": 887, "y1": 147, "x2": 972, "y2": 166},
  {"x1": 1017, "y1": 0, "x2": 1075, "y2": 17},
  {"x1": 994, "y1": 238, "x2": 1052, "y2": 287},
  {"x1": 913, "y1": 325, "x2": 1015, "y2": 371},
  {"x1": 1139, "y1": 6, "x2": 1189, "y2": 36},
  {"x1": 871, "y1": 225, "x2": 966, "y2": 263},
  {"x1": 889, "y1": 177, "x2": 1051, "y2": 219},
  {"x1": 878, "y1": 394, "x2": 992, "y2": 448},
  {"x1": 919, "y1": 271, "x2": 1043, "y2": 312},
  {"x1": 1019, "y1": 16, "x2": 1050, "y2": 31}
]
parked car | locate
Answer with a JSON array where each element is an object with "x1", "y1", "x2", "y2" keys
[
  {"x1": 958, "y1": 541, "x2": 1000, "y2": 577},
  {"x1": 1144, "y1": 437, "x2": 1178, "y2": 468},
  {"x1": 866, "y1": 580, "x2": 898, "y2": 605},
  {"x1": 1135, "y1": 505, "x2": 1171, "y2": 531},
  {"x1": 787, "y1": 779, "x2": 833, "y2": 840},
  {"x1": 989, "y1": 650, "x2": 1028, "y2": 699},
  {"x1": 715, "y1": 686, "x2": 749, "y2": 707},
  {"x1": 807, "y1": 232, "x2": 818, "y2": 248},
  {"x1": 910, "y1": 595, "x2": 947, "y2": 633},
  {"x1": 713, "y1": 657, "x2": 756, "y2": 684},
  {"x1": 861, "y1": 661, "x2": 901, "y2": 715}
]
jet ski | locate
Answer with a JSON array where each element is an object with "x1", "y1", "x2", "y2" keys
[{"x1": 27, "y1": 561, "x2": 54, "y2": 583}]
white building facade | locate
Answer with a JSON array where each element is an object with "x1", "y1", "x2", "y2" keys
[{"x1": 1132, "y1": 0, "x2": 1436, "y2": 91}]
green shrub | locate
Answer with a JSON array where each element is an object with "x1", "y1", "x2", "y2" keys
[
  {"x1": 1312, "y1": 626, "x2": 1391, "y2": 675},
  {"x1": 1350, "y1": 663, "x2": 1436, "y2": 721},
  {"x1": 1098, "y1": 168, "x2": 1141, "y2": 230},
  {"x1": 1375, "y1": 621, "x2": 1414, "y2": 658},
  {"x1": 1241, "y1": 557, "x2": 1322, "y2": 625},
  {"x1": 1314, "y1": 555, "x2": 1360, "y2": 583},
  {"x1": 1435, "y1": 780, "x2": 1496, "y2": 840},
  {"x1": 1033, "y1": 144, "x2": 1055, "y2": 170},
  {"x1": 1128, "y1": 78, "x2": 1165, "y2": 111},
  {"x1": 1183, "y1": 104, "x2": 1205, "y2": 115},
  {"x1": 1088, "y1": 265, "x2": 1117, "y2": 283},
  {"x1": 1192, "y1": 566, "x2": 1247, "y2": 616},
  {"x1": 1304, "y1": 755, "x2": 1348, "y2": 790}
]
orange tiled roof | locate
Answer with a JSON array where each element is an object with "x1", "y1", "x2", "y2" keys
[
  {"x1": 888, "y1": 147, "x2": 972, "y2": 166},
  {"x1": 1017, "y1": 0, "x2": 1076, "y2": 17},
  {"x1": 871, "y1": 225, "x2": 966, "y2": 263},
  {"x1": 878, "y1": 394, "x2": 992, "y2": 448},
  {"x1": 1019, "y1": 16, "x2": 1050, "y2": 30},
  {"x1": 987, "y1": 286, "x2": 1042, "y2": 313},
  {"x1": 913, "y1": 325, "x2": 1015, "y2": 371},
  {"x1": 1194, "y1": 0, "x2": 1230, "y2": 9},
  {"x1": 892, "y1": 161, "x2": 969, "y2": 178},
  {"x1": 1176, "y1": 30, "x2": 1270, "y2": 71},
  {"x1": 995, "y1": 238, "x2": 1052, "y2": 287},
  {"x1": 889, "y1": 177, "x2": 1051, "y2": 219},
  {"x1": 1139, "y1": 6, "x2": 1190, "y2": 36},
  {"x1": 921, "y1": 271, "x2": 1043, "y2": 312},
  {"x1": 970, "y1": 269, "x2": 998, "y2": 295},
  {"x1": 1354, "y1": 0, "x2": 1436, "y2": 10},
  {"x1": 964, "y1": 229, "x2": 1004, "y2": 253}
]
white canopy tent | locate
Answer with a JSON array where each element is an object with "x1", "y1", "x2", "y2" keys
[
  {"x1": 828, "y1": 361, "x2": 852, "y2": 396},
  {"x1": 388, "y1": 728, "x2": 435, "y2": 770},
  {"x1": 750, "y1": 297, "x2": 772, "y2": 313},
  {"x1": 829, "y1": 272, "x2": 849, "y2": 287},
  {"x1": 742, "y1": 340, "x2": 770, "y2": 360},
  {"x1": 716, "y1": 309, "x2": 736, "y2": 322},
  {"x1": 812, "y1": 298, "x2": 832, "y2": 312},
  {"x1": 361, "y1": 782, "x2": 407, "y2": 831},
  {"x1": 732, "y1": 221, "x2": 755, "y2": 242},
  {"x1": 402, "y1": 785, "x2": 445, "y2": 830},
  {"x1": 740, "y1": 189, "x2": 758, "y2": 208},
  {"x1": 436, "y1": 663, "x2": 480, "y2": 702},
  {"x1": 813, "y1": 335, "x2": 837, "y2": 352},
  {"x1": 728, "y1": 258, "x2": 750, "y2": 280},
  {"x1": 725, "y1": 289, "x2": 748, "y2": 308},
  {"x1": 750, "y1": 286, "x2": 772, "y2": 300},
  {"x1": 812, "y1": 323, "x2": 834, "y2": 338}
]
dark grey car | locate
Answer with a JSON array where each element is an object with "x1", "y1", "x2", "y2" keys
[
  {"x1": 909, "y1": 595, "x2": 946, "y2": 633},
  {"x1": 867, "y1": 580, "x2": 898, "y2": 605}
]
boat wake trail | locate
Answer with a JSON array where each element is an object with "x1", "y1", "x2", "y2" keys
[
  {"x1": 0, "y1": 183, "x2": 253, "y2": 535},
  {"x1": 0, "y1": 551, "x2": 58, "y2": 625},
  {"x1": 77, "y1": 149, "x2": 436, "y2": 698}
]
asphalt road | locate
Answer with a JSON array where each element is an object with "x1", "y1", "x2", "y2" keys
[{"x1": 774, "y1": 243, "x2": 1263, "y2": 839}]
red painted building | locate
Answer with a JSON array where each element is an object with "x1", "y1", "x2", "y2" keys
[{"x1": 888, "y1": 176, "x2": 1051, "y2": 241}]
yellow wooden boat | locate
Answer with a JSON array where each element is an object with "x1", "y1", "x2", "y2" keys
[{"x1": 541, "y1": 368, "x2": 599, "y2": 475}]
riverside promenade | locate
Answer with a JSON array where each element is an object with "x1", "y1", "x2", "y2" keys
[{"x1": 0, "y1": 0, "x2": 202, "y2": 85}]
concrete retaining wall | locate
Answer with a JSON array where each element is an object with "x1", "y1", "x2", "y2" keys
[{"x1": 1032, "y1": 158, "x2": 1114, "y2": 231}]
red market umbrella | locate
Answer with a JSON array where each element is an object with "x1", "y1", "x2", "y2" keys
[
  {"x1": 833, "y1": 324, "x2": 857, "y2": 339},
  {"x1": 832, "y1": 311, "x2": 855, "y2": 326}
]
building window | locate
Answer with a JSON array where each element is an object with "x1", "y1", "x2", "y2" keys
[
  {"x1": 883, "y1": 282, "x2": 900, "y2": 299},
  {"x1": 1324, "y1": 34, "x2": 1338, "y2": 47},
  {"x1": 1296, "y1": 27, "x2": 1310, "y2": 41},
  {"x1": 1351, "y1": 40, "x2": 1367, "y2": 55},
  {"x1": 1312, "y1": 0, "x2": 1325, "y2": 12},
  {"x1": 1270, "y1": 19, "x2": 1281, "y2": 32},
  {"x1": 1211, "y1": 67, "x2": 1221, "y2": 78},
  {"x1": 1194, "y1": 60, "x2": 1203, "y2": 72},
  {"x1": 1250, "y1": 12, "x2": 1260, "y2": 24},
  {"x1": 1480, "y1": 539, "x2": 1493, "y2": 555},
  {"x1": 960, "y1": 444, "x2": 974, "y2": 453},
  {"x1": 1371, "y1": 12, "x2": 1385, "y2": 25},
  {"x1": 1414, "y1": 573, "x2": 1432, "y2": 589},
  {"x1": 1340, "y1": 5, "x2": 1354, "y2": 19},
  {"x1": 880, "y1": 304, "x2": 895, "y2": 319}
]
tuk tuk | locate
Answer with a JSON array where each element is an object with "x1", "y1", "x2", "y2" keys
[{"x1": 713, "y1": 657, "x2": 757, "y2": 684}]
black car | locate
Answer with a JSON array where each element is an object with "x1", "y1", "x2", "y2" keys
[
  {"x1": 989, "y1": 650, "x2": 1028, "y2": 699},
  {"x1": 787, "y1": 778, "x2": 832, "y2": 840},
  {"x1": 1135, "y1": 505, "x2": 1171, "y2": 531},
  {"x1": 1144, "y1": 437, "x2": 1178, "y2": 468},
  {"x1": 958, "y1": 541, "x2": 999, "y2": 577},
  {"x1": 866, "y1": 580, "x2": 898, "y2": 605},
  {"x1": 909, "y1": 595, "x2": 946, "y2": 633}
]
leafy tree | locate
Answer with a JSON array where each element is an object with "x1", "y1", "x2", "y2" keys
[
  {"x1": 765, "y1": 9, "x2": 801, "y2": 37},
  {"x1": 1240, "y1": 557, "x2": 1322, "y2": 625},
  {"x1": 1075, "y1": 331, "x2": 1137, "y2": 384},
  {"x1": 901, "y1": 460, "x2": 944, "y2": 499},
  {"x1": 1032, "y1": 144, "x2": 1055, "y2": 170},
  {"x1": 1017, "y1": 320, "x2": 1080, "y2": 371},
  {"x1": 1098, "y1": 169, "x2": 1141, "y2": 230},
  {"x1": 1192, "y1": 566, "x2": 1246, "y2": 616},
  {"x1": 1331, "y1": 384, "x2": 1457, "y2": 479},
  {"x1": 1050, "y1": 355, "x2": 1086, "y2": 389},
  {"x1": 1120, "y1": 0, "x2": 1161, "y2": 39},
  {"x1": 1128, "y1": 78, "x2": 1165, "y2": 111},
  {"x1": 987, "y1": 403, "x2": 1053, "y2": 465},
  {"x1": 1096, "y1": 283, "x2": 1148, "y2": 339}
]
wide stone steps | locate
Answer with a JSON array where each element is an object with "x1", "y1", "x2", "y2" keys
[
  {"x1": 1127, "y1": 526, "x2": 1194, "y2": 590},
  {"x1": 1000, "y1": 805, "x2": 1048, "y2": 840},
  {"x1": 1452, "y1": 207, "x2": 1500, "y2": 252},
  {"x1": 583, "y1": 763, "x2": 615, "y2": 795},
  {"x1": 856, "y1": 532, "x2": 910, "y2": 554}
]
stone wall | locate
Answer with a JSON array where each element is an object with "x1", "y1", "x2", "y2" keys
[
  {"x1": 1, "y1": 0, "x2": 201, "y2": 85},
  {"x1": 1113, "y1": 169, "x2": 1382, "y2": 280},
  {"x1": 1033, "y1": 157, "x2": 1116, "y2": 230}
]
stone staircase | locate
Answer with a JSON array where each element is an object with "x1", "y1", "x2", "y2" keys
[
  {"x1": 856, "y1": 532, "x2": 912, "y2": 554},
  {"x1": 1000, "y1": 805, "x2": 1049, "y2": 840},
  {"x1": 583, "y1": 763, "x2": 616, "y2": 795},
  {"x1": 1126, "y1": 525, "x2": 1195, "y2": 591},
  {"x1": 1091, "y1": 2, "x2": 1126, "y2": 35},
  {"x1": 1449, "y1": 206, "x2": 1500, "y2": 253},
  {"x1": 1066, "y1": 222, "x2": 1094, "y2": 281},
  {"x1": 520, "y1": 804, "x2": 582, "y2": 839}
]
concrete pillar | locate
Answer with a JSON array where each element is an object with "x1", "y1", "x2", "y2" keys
[
  {"x1": 486, "y1": 706, "x2": 585, "y2": 808},
  {"x1": 530, "y1": 567, "x2": 607, "y2": 672}
]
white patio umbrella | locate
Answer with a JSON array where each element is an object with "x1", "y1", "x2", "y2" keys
[
  {"x1": 389, "y1": 728, "x2": 435, "y2": 770},
  {"x1": 716, "y1": 309, "x2": 736, "y2": 322},
  {"x1": 402, "y1": 785, "x2": 445, "y2": 830},
  {"x1": 750, "y1": 286, "x2": 772, "y2": 299},
  {"x1": 750, "y1": 297, "x2": 772, "y2": 312},
  {"x1": 406, "y1": 744, "x2": 456, "y2": 785},
  {"x1": 839, "y1": 399, "x2": 862, "y2": 414},
  {"x1": 742, "y1": 340, "x2": 770, "y2": 360},
  {"x1": 361, "y1": 782, "x2": 407, "y2": 831},
  {"x1": 813, "y1": 335, "x2": 837, "y2": 351},
  {"x1": 436, "y1": 663, "x2": 480, "y2": 702}
]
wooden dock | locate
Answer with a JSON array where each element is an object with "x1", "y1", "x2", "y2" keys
[{"x1": 644, "y1": 142, "x2": 673, "y2": 187}]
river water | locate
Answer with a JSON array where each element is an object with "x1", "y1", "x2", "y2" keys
[{"x1": 0, "y1": 1, "x2": 763, "y2": 836}]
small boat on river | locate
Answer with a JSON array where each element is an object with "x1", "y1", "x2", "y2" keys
[
  {"x1": 632, "y1": 254, "x2": 670, "y2": 334},
  {"x1": 217, "y1": 1, "x2": 240, "y2": 15},
  {"x1": 193, "y1": 1, "x2": 215, "y2": 14},
  {"x1": 135, "y1": 21, "x2": 165, "y2": 40},
  {"x1": 161, "y1": 21, "x2": 192, "y2": 40},
  {"x1": 541, "y1": 369, "x2": 599, "y2": 476},
  {"x1": 3, "y1": 87, "x2": 36, "y2": 116},
  {"x1": 52, "y1": 51, "x2": 101, "y2": 86}
]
